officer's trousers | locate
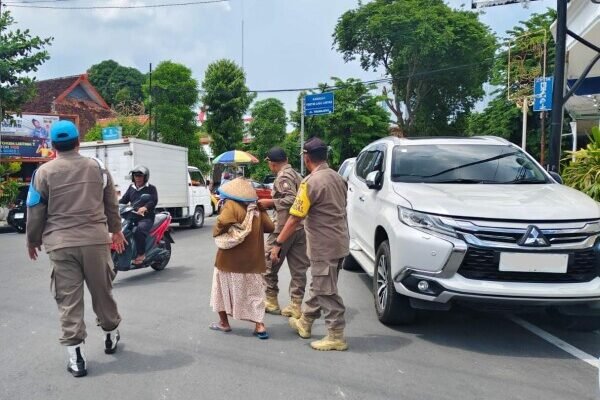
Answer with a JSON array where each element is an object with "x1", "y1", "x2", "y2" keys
[
  {"x1": 264, "y1": 229, "x2": 310, "y2": 301},
  {"x1": 303, "y1": 258, "x2": 346, "y2": 331},
  {"x1": 48, "y1": 244, "x2": 121, "y2": 346}
]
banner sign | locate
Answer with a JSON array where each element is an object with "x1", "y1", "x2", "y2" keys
[
  {"x1": 0, "y1": 136, "x2": 55, "y2": 161},
  {"x1": 1, "y1": 114, "x2": 59, "y2": 139},
  {"x1": 102, "y1": 126, "x2": 122, "y2": 141}
]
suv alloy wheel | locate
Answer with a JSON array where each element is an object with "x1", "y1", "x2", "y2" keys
[{"x1": 373, "y1": 240, "x2": 416, "y2": 325}]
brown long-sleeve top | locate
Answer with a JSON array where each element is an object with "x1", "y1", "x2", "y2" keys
[{"x1": 213, "y1": 199, "x2": 274, "y2": 274}]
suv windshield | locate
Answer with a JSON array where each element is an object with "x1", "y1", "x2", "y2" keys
[{"x1": 391, "y1": 144, "x2": 549, "y2": 184}]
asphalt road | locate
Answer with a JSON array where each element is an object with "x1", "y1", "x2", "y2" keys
[{"x1": 1, "y1": 218, "x2": 599, "y2": 400}]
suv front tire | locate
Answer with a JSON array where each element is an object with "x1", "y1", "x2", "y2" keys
[{"x1": 373, "y1": 240, "x2": 416, "y2": 325}]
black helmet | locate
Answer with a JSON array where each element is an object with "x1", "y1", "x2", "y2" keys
[{"x1": 130, "y1": 165, "x2": 150, "y2": 184}]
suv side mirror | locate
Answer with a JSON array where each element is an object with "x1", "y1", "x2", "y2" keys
[
  {"x1": 366, "y1": 171, "x2": 383, "y2": 190},
  {"x1": 549, "y1": 171, "x2": 563, "y2": 184}
]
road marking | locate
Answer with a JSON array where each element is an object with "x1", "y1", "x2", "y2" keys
[{"x1": 510, "y1": 316, "x2": 598, "y2": 369}]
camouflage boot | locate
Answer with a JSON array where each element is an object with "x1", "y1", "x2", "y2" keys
[
  {"x1": 288, "y1": 315, "x2": 314, "y2": 339},
  {"x1": 264, "y1": 295, "x2": 281, "y2": 315},
  {"x1": 310, "y1": 329, "x2": 349, "y2": 351},
  {"x1": 281, "y1": 298, "x2": 302, "y2": 319}
]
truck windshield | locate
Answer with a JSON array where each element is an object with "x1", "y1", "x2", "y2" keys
[{"x1": 391, "y1": 144, "x2": 549, "y2": 184}]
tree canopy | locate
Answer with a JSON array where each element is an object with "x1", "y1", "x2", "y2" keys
[
  {"x1": 246, "y1": 98, "x2": 287, "y2": 180},
  {"x1": 291, "y1": 78, "x2": 390, "y2": 167},
  {"x1": 0, "y1": 10, "x2": 52, "y2": 120},
  {"x1": 200, "y1": 59, "x2": 255, "y2": 158},
  {"x1": 88, "y1": 60, "x2": 146, "y2": 107},
  {"x1": 467, "y1": 9, "x2": 557, "y2": 161},
  {"x1": 143, "y1": 61, "x2": 209, "y2": 172},
  {"x1": 333, "y1": 0, "x2": 496, "y2": 136}
]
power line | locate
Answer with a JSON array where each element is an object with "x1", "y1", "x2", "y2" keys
[
  {"x1": 241, "y1": 58, "x2": 498, "y2": 94},
  {"x1": 4, "y1": 0, "x2": 228, "y2": 9}
]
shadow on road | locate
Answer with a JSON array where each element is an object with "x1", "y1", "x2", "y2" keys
[
  {"x1": 87, "y1": 344, "x2": 196, "y2": 376},
  {"x1": 349, "y1": 268, "x2": 581, "y2": 360},
  {"x1": 113, "y1": 266, "x2": 195, "y2": 288}
]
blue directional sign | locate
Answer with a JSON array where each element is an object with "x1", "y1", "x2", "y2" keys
[
  {"x1": 304, "y1": 92, "x2": 334, "y2": 116},
  {"x1": 533, "y1": 77, "x2": 554, "y2": 112},
  {"x1": 102, "y1": 126, "x2": 122, "y2": 141}
]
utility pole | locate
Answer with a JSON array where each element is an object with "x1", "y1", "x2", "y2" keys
[
  {"x1": 148, "y1": 63, "x2": 153, "y2": 141},
  {"x1": 300, "y1": 97, "x2": 305, "y2": 176},
  {"x1": 241, "y1": 0, "x2": 245, "y2": 69},
  {"x1": 548, "y1": 0, "x2": 567, "y2": 173}
]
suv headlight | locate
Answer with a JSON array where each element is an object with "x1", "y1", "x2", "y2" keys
[{"x1": 398, "y1": 206, "x2": 457, "y2": 238}]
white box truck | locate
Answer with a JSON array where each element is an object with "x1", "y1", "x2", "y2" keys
[{"x1": 80, "y1": 138, "x2": 213, "y2": 228}]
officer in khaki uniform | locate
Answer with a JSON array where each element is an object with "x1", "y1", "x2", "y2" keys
[
  {"x1": 270, "y1": 137, "x2": 349, "y2": 351},
  {"x1": 258, "y1": 147, "x2": 310, "y2": 319},
  {"x1": 26, "y1": 120, "x2": 127, "y2": 377}
]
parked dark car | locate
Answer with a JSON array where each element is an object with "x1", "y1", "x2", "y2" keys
[{"x1": 7, "y1": 185, "x2": 29, "y2": 234}]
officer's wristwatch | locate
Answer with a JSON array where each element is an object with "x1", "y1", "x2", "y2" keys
[{"x1": 274, "y1": 240, "x2": 283, "y2": 247}]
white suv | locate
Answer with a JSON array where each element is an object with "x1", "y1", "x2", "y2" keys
[{"x1": 345, "y1": 136, "x2": 600, "y2": 327}]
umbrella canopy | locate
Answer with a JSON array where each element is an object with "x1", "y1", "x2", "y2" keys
[{"x1": 212, "y1": 150, "x2": 259, "y2": 164}]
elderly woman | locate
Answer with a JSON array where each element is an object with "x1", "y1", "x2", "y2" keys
[{"x1": 210, "y1": 178, "x2": 274, "y2": 339}]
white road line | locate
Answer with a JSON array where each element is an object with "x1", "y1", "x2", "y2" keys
[{"x1": 509, "y1": 315, "x2": 598, "y2": 369}]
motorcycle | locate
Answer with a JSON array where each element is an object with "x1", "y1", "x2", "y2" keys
[
  {"x1": 111, "y1": 193, "x2": 174, "y2": 276},
  {"x1": 6, "y1": 185, "x2": 29, "y2": 234}
]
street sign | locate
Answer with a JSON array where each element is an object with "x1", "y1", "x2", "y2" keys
[
  {"x1": 533, "y1": 77, "x2": 554, "y2": 112},
  {"x1": 102, "y1": 126, "x2": 122, "y2": 141},
  {"x1": 304, "y1": 93, "x2": 334, "y2": 116}
]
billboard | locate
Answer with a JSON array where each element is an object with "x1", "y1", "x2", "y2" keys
[
  {"x1": 0, "y1": 136, "x2": 55, "y2": 161},
  {"x1": 1, "y1": 114, "x2": 59, "y2": 139},
  {"x1": 1, "y1": 114, "x2": 59, "y2": 161}
]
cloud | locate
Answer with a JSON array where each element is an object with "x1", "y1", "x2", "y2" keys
[{"x1": 9, "y1": 0, "x2": 555, "y2": 115}]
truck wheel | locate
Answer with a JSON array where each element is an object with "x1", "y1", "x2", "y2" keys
[
  {"x1": 373, "y1": 240, "x2": 416, "y2": 325},
  {"x1": 342, "y1": 253, "x2": 362, "y2": 272},
  {"x1": 190, "y1": 206, "x2": 204, "y2": 229},
  {"x1": 14, "y1": 224, "x2": 26, "y2": 234}
]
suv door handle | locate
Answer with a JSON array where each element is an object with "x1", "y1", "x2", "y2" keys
[{"x1": 359, "y1": 195, "x2": 365, "y2": 202}]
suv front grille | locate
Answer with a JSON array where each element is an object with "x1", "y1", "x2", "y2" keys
[
  {"x1": 468, "y1": 230, "x2": 591, "y2": 246},
  {"x1": 458, "y1": 247, "x2": 599, "y2": 283}
]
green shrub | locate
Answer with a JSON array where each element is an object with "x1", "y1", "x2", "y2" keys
[{"x1": 562, "y1": 127, "x2": 600, "y2": 201}]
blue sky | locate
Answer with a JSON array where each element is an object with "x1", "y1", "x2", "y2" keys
[{"x1": 9, "y1": 0, "x2": 555, "y2": 113}]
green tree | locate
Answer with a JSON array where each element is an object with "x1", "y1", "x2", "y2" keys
[
  {"x1": 0, "y1": 10, "x2": 52, "y2": 120},
  {"x1": 333, "y1": 0, "x2": 496, "y2": 136},
  {"x1": 246, "y1": 98, "x2": 287, "y2": 180},
  {"x1": 200, "y1": 59, "x2": 255, "y2": 157},
  {"x1": 142, "y1": 61, "x2": 209, "y2": 172},
  {"x1": 467, "y1": 9, "x2": 557, "y2": 161},
  {"x1": 88, "y1": 60, "x2": 146, "y2": 107},
  {"x1": 291, "y1": 78, "x2": 390, "y2": 167},
  {"x1": 84, "y1": 116, "x2": 150, "y2": 142}
]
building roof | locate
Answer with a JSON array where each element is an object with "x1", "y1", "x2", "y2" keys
[{"x1": 21, "y1": 74, "x2": 110, "y2": 113}]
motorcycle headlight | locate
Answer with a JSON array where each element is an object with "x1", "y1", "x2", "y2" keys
[{"x1": 398, "y1": 206, "x2": 457, "y2": 238}]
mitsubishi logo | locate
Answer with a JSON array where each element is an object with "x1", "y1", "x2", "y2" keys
[{"x1": 518, "y1": 226, "x2": 550, "y2": 247}]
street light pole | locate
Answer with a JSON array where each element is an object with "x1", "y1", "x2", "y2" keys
[{"x1": 548, "y1": 0, "x2": 568, "y2": 172}]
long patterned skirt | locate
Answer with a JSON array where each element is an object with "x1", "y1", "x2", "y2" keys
[{"x1": 210, "y1": 268, "x2": 266, "y2": 323}]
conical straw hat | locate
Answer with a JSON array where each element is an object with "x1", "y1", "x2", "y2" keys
[{"x1": 218, "y1": 178, "x2": 258, "y2": 202}]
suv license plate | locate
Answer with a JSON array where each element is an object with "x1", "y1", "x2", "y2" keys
[
  {"x1": 14, "y1": 213, "x2": 24, "y2": 219},
  {"x1": 499, "y1": 253, "x2": 568, "y2": 273}
]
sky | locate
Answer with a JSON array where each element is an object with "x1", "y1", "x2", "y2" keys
[{"x1": 7, "y1": 0, "x2": 556, "y2": 114}]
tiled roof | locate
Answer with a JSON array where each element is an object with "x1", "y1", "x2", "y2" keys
[{"x1": 21, "y1": 76, "x2": 80, "y2": 113}]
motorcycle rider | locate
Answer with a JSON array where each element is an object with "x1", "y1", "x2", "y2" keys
[{"x1": 119, "y1": 166, "x2": 158, "y2": 265}]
